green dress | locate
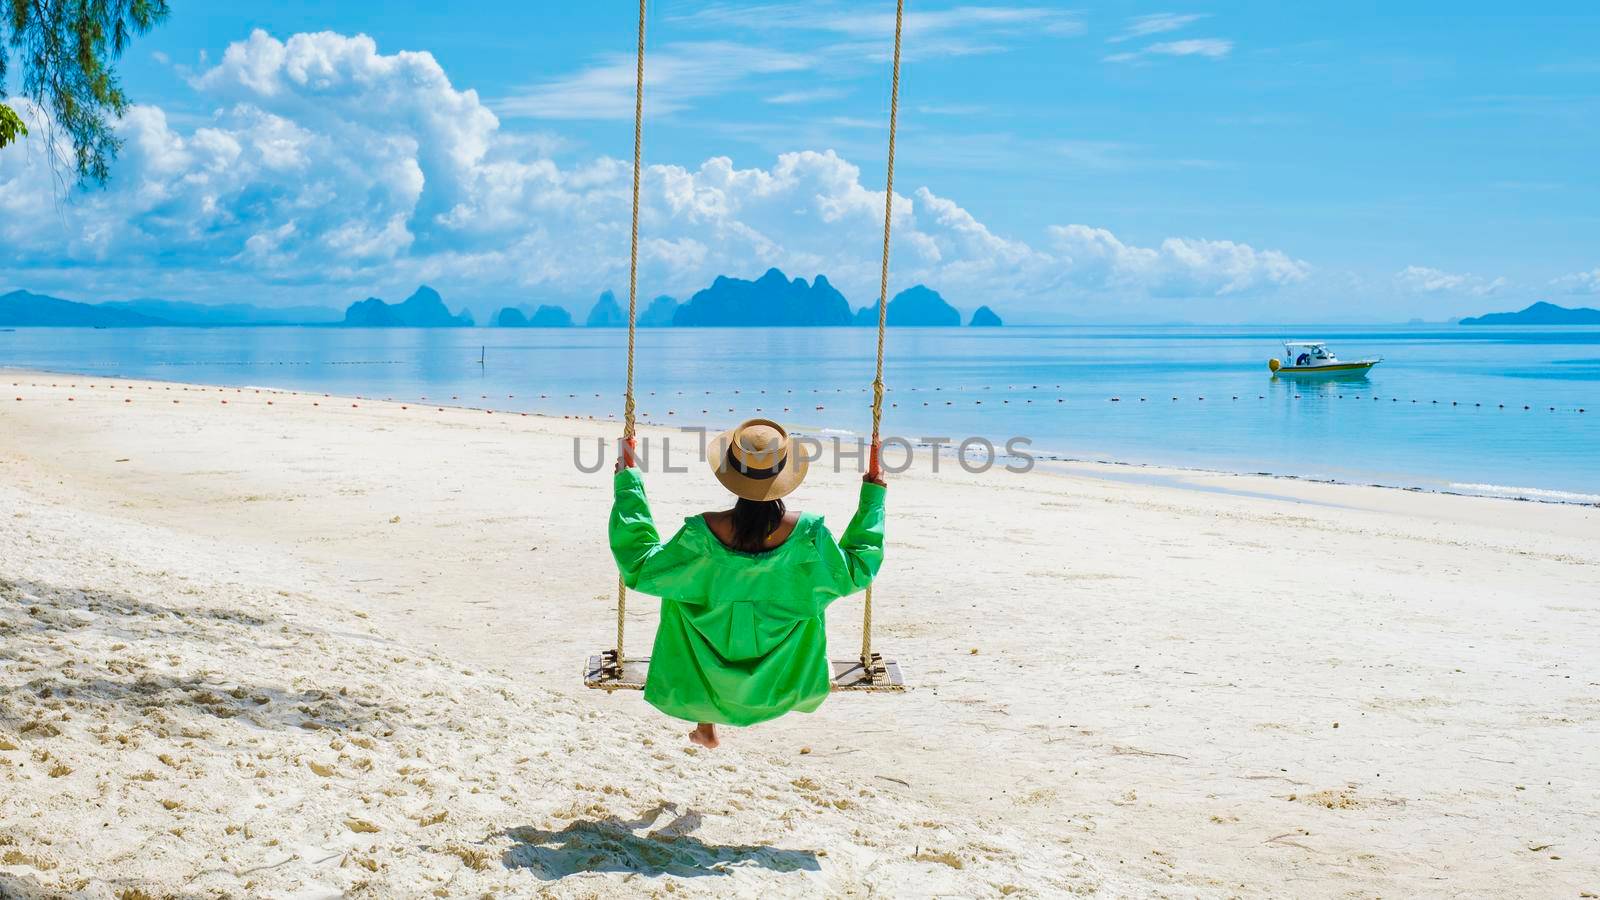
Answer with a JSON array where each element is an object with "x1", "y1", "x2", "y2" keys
[{"x1": 609, "y1": 468, "x2": 886, "y2": 726}]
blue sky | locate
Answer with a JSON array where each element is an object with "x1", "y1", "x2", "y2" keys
[{"x1": 3, "y1": 2, "x2": 1599, "y2": 322}]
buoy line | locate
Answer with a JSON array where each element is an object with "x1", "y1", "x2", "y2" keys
[{"x1": 4, "y1": 379, "x2": 1590, "y2": 416}]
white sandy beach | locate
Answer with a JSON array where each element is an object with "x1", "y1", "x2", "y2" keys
[{"x1": 1, "y1": 371, "x2": 1597, "y2": 898}]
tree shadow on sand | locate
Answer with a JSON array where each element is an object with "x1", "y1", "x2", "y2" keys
[
  {"x1": 0, "y1": 575, "x2": 275, "y2": 630},
  {"x1": 501, "y1": 803, "x2": 821, "y2": 880},
  {"x1": 0, "y1": 871, "x2": 55, "y2": 900},
  {"x1": 0, "y1": 575, "x2": 405, "y2": 736}
]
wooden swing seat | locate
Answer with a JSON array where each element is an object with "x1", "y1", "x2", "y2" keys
[{"x1": 584, "y1": 651, "x2": 906, "y2": 693}]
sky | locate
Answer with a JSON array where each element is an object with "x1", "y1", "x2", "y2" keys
[{"x1": 2, "y1": 1, "x2": 1599, "y2": 323}]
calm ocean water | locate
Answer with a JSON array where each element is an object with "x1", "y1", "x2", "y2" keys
[{"x1": 3, "y1": 325, "x2": 1597, "y2": 502}]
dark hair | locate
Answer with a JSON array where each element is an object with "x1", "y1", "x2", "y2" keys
[{"x1": 730, "y1": 498, "x2": 786, "y2": 552}]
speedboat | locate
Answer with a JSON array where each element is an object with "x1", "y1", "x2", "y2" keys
[{"x1": 1268, "y1": 341, "x2": 1380, "y2": 375}]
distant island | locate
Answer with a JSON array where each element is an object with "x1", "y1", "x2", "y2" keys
[
  {"x1": 852, "y1": 285, "x2": 963, "y2": 327},
  {"x1": 3, "y1": 274, "x2": 1002, "y2": 328},
  {"x1": 2, "y1": 284, "x2": 473, "y2": 328},
  {"x1": 496, "y1": 304, "x2": 572, "y2": 327},
  {"x1": 1, "y1": 289, "x2": 338, "y2": 326},
  {"x1": 585, "y1": 291, "x2": 625, "y2": 327},
  {"x1": 640, "y1": 295, "x2": 681, "y2": 326},
  {"x1": 674, "y1": 269, "x2": 853, "y2": 326},
  {"x1": 2, "y1": 289, "x2": 166, "y2": 326},
  {"x1": 1459, "y1": 301, "x2": 1600, "y2": 326},
  {"x1": 343, "y1": 285, "x2": 473, "y2": 327},
  {"x1": 668, "y1": 268, "x2": 994, "y2": 327},
  {"x1": 529, "y1": 305, "x2": 574, "y2": 327},
  {"x1": 102, "y1": 297, "x2": 341, "y2": 325},
  {"x1": 493, "y1": 291, "x2": 682, "y2": 328}
]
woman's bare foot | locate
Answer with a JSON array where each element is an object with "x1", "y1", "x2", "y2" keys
[{"x1": 688, "y1": 723, "x2": 720, "y2": 749}]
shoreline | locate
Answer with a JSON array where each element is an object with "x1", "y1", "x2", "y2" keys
[
  {"x1": 1031, "y1": 452, "x2": 1600, "y2": 507},
  {"x1": 8, "y1": 364, "x2": 1596, "y2": 507}
]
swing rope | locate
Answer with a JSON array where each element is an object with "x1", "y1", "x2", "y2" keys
[
  {"x1": 861, "y1": 0, "x2": 905, "y2": 675},
  {"x1": 606, "y1": 0, "x2": 903, "y2": 684},
  {"x1": 613, "y1": 0, "x2": 647, "y2": 670}
]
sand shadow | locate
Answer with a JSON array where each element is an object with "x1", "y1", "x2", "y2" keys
[
  {"x1": 0, "y1": 872, "x2": 55, "y2": 900},
  {"x1": 501, "y1": 804, "x2": 821, "y2": 880},
  {"x1": 0, "y1": 872, "x2": 191, "y2": 900},
  {"x1": 1, "y1": 575, "x2": 275, "y2": 630},
  {"x1": 0, "y1": 575, "x2": 402, "y2": 735}
]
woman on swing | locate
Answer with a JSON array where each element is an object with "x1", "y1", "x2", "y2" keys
[{"x1": 610, "y1": 418, "x2": 887, "y2": 749}]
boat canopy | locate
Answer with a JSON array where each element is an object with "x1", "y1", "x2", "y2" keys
[{"x1": 1282, "y1": 341, "x2": 1336, "y2": 365}]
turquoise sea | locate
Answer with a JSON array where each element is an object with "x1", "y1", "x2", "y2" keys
[{"x1": 3, "y1": 325, "x2": 1597, "y2": 502}]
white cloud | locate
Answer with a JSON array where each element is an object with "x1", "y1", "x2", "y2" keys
[
  {"x1": 823, "y1": 116, "x2": 883, "y2": 130},
  {"x1": 1, "y1": 29, "x2": 1308, "y2": 317},
  {"x1": 679, "y1": 4, "x2": 1084, "y2": 41},
  {"x1": 1049, "y1": 226, "x2": 1308, "y2": 296},
  {"x1": 503, "y1": 5, "x2": 1083, "y2": 120},
  {"x1": 497, "y1": 41, "x2": 811, "y2": 120},
  {"x1": 1108, "y1": 13, "x2": 1208, "y2": 43},
  {"x1": 1146, "y1": 39, "x2": 1233, "y2": 58},
  {"x1": 1551, "y1": 268, "x2": 1600, "y2": 294},
  {"x1": 1394, "y1": 265, "x2": 1507, "y2": 297},
  {"x1": 1106, "y1": 37, "x2": 1233, "y2": 63},
  {"x1": 765, "y1": 88, "x2": 849, "y2": 105}
]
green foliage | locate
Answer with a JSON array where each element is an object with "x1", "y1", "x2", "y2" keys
[
  {"x1": 0, "y1": 0, "x2": 171, "y2": 184},
  {"x1": 0, "y1": 100, "x2": 27, "y2": 146}
]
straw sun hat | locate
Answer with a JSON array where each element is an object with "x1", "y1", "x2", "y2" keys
[{"x1": 707, "y1": 418, "x2": 809, "y2": 501}]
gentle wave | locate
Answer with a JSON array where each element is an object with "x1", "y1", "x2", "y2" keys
[{"x1": 1449, "y1": 483, "x2": 1600, "y2": 504}]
